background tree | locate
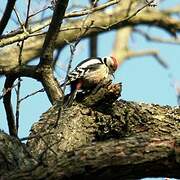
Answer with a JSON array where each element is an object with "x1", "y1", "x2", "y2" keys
[{"x1": 0, "y1": 0, "x2": 180, "y2": 179}]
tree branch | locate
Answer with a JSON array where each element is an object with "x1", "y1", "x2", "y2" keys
[
  {"x1": 37, "y1": 0, "x2": 68, "y2": 104},
  {"x1": 3, "y1": 76, "x2": 17, "y2": 137},
  {"x1": 134, "y1": 28, "x2": 180, "y2": 44},
  {"x1": 0, "y1": 0, "x2": 16, "y2": 36},
  {"x1": 0, "y1": 93, "x2": 180, "y2": 178},
  {"x1": 89, "y1": 0, "x2": 98, "y2": 57},
  {"x1": 0, "y1": 3, "x2": 179, "y2": 73}
]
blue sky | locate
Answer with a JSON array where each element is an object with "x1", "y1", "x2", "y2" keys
[{"x1": 0, "y1": 0, "x2": 179, "y2": 140}]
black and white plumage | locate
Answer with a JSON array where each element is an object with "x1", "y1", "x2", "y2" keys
[{"x1": 63, "y1": 56, "x2": 118, "y2": 104}]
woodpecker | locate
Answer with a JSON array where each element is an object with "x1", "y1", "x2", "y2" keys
[{"x1": 63, "y1": 56, "x2": 118, "y2": 104}]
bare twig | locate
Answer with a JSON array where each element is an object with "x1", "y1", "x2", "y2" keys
[
  {"x1": 15, "y1": 42, "x2": 24, "y2": 134},
  {"x1": 15, "y1": 77, "x2": 21, "y2": 133},
  {"x1": 111, "y1": 0, "x2": 154, "y2": 27},
  {"x1": 13, "y1": 7, "x2": 24, "y2": 27},
  {"x1": 29, "y1": 6, "x2": 51, "y2": 19},
  {"x1": 24, "y1": 0, "x2": 31, "y2": 28},
  {"x1": 14, "y1": 0, "x2": 31, "y2": 135},
  {"x1": 65, "y1": 0, "x2": 120, "y2": 18},
  {"x1": 0, "y1": 79, "x2": 22, "y2": 100},
  {"x1": 19, "y1": 88, "x2": 44, "y2": 103},
  {"x1": 62, "y1": 16, "x2": 95, "y2": 94},
  {"x1": 134, "y1": 28, "x2": 180, "y2": 44}
]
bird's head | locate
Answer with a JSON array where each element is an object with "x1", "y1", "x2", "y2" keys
[{"x1": 103, "y1": 56, "x2": 118, "y2": 73}]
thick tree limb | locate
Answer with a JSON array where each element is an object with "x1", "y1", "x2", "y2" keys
[
  {"x1": 39, "y1": 67, "x2": 63, "y2": 104},
  {"x1": 1, "y1": 134, "x2": 180, "y2": 179},
  {"x1": 0, "y1": 83, "x2": 180, "y2": 179}
]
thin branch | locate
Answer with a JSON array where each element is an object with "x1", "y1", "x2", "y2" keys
[
  {"x1": 24, "y1": 0, "x2": 31, "y2": 28},
  {"x1": 1, "y1": 65, "x2": 41, "y2": 137},
  {"x1": 0, "y1": 0, "x2": 16, "y2": 36},
  {"x1": 29, "y1": 6, "x2": 51, "y2": 19},
  {"x1": 65, "y1": 0, "x2": 121, "y2": 18},
  {"x1": 19, "y1": 88, "x2": 44, "y2": 103},
  {"x1": 134, "y1": 28, "x2": 180, "y2": 44},
  {"x1": 0, "y1": 0, "x2": 162, "y2": 50},
  {"x1": 15, "y1": 78, "x2": 21, "y2": 134},
  {"x1": 14, "y1": 0, "x2": 31, "y2": 135},
  {"x1": 13, "y1": 7, "x2": 24, "y2": 27},
  {"x1": 110, "y1": 0, "x2": 154, "y2": 27},
  {"x1": 15, "y1": 42, "x2": 24, "y2": 134},
  {"x1": 14, "y1": 65, "x2": 41, "y2": 79},
  {"x1": 0, "y1": 79, "x2": 22, "y2": 100},
  {"x1": 0, "y1": 66, "x2": 42, "y2": 99}
]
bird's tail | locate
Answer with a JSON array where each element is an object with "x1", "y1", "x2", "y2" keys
[{"x1": 64, "y1": 89, "x2": 77, "y2": 107}]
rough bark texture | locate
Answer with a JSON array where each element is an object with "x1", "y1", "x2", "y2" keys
[{"x1": 0, "y1": 83, "x2": 180, "y2": 179}]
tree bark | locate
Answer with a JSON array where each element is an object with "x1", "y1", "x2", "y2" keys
[{"x1": 0, "y1": 83, "x2": 180, "y2": 179}]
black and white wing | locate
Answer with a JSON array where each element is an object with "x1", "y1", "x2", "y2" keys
[{"x1": 66, "y1": 57, "x2": 103, "y2": 84}]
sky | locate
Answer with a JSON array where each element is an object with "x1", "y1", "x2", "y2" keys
[{"x1": 0, "y1": 0, "x2": 179, "y2": 141}]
